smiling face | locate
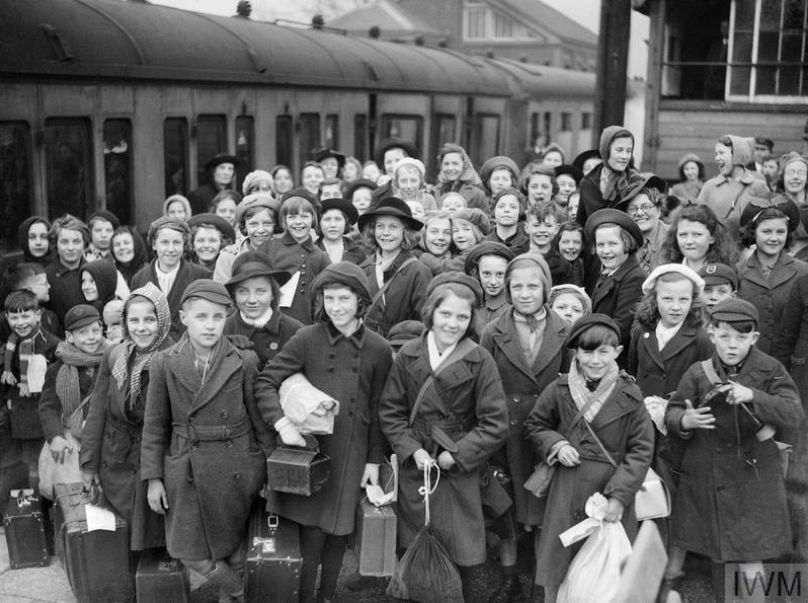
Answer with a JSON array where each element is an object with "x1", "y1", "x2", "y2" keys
[
  {"x1": 527, "y1": 174, "x2": 554, "y2": 205},
  {"x1": 91, "y1": 219, "x2": 114, "y2": 252},
  {"x1": 193, "y1": 227, "x2": 223, "y2": 263},
  {"x1": 714, "y1": 143, "x2": 734, "y2": 177},
  {"x1": 80, "y1": 271, "x2": 98, "y2": 302},
  {"x1": 550, "y1": 292, "x2": 584, "y2": 325},
  {"x1": 214, "y1": 198, "x2": 238, "y2": 226},
  {"x1": 66, "y1": 321, "x2": 104, "y2": 354},
  {"x1": 488, "y1": 168, "x2": 513, "y2": 195},
  {"x1": 320, "y1": 209, "x2": 347, "y2": 242},
  {"x1": 56, "y1": 227, "x2": 85, "y2": 268},
  {"x1": 626, "y1": 193, "x2": 660, "y2": 234},
  {"x1": 126, "y1": 300, "x2": 159, "y2": 350},
  {"x1": 676, "y1": 219, "x2": 714, "y2": 263},
  {"x1": 323, "y1": 285, "x2": 360, "y2": 333},
  {"x1": 27, "y1": 222, "x2": 50, "y2": 258},
  {"x1": 244, "y1": 208, "x2": 275, "y2": 247},
  {"x1": 180, "y1": 298, "x2": 228, "y2": 352},
  {"x1": 656, "y1": 277, "x2": 694, "y2": 329},
  {"x1": 424, "y1": 218, "x2": 452, "y2": 257},
  {"x1": 234, "y1": 275, "x2": 274, "y2": 320},
  {"x1": 576, "y1": 343, "x2": 622, "y2": 380},
  {"x1": 374, "y1": 216, "x2": 405, "y2": 253},
  {"x1": 396, "y1": 166, "x2": 422, "y2": 198},
  {"x1": 302, "y1": 165, "x2": 324, "y2": 194},
  {"x1": 452, "y1": 220, "x2": 477, "y2": 251},
  {"x1": 478, "y1": 254, "x2": 508, "y2": 298},
  {"x1": 431, "y1": 291, "x2": 472, "y2": 352},
  {"x1": 285, "y1": 210, "x2": 314, "y2": 243},
  {"x1": 607, "y1": 136, "x2": 633, "y2": 172},
  {"x1": 440, "y1": 152, "x2": 464, "y2": 182},
  {"x1": 784, "y1": 161, "x2": 807, "y2": 195},
  {"x1": 526, "y1": 215, "x2": 560, "y2": 250},
  {"x1": 7, "y1": 309, "x2": 41, "y2": 338},
  {"x1": 509, "y1": 265, "x2": 544, "y2": 315},
  {"x1": 595, "y1": 224, "x2": 628, "y2": 271},
  {"x1": 112, "y1": 232, "x2": 135, "y2": 264},
  {"x1": 754, "y1": 216, "x2": 788, "y2": 260},
  {"x1": 558, "y1": 229, "x2": 583, "y2": 262},
  {"x1": 556, "y1": 174, "x2": 576, "y2": 203},
  {"x1": 153, "y1": 227, "x2": 184, "y2": 271}
]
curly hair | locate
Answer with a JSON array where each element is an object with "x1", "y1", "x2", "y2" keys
[
  {"x1": 634, "y1": 272, "x2": 703, "y2": 330},
  {"x1": 665, "y1": 204, "x2": 739, "y2": 265},
  {"x1": 361, "y1": 217, "x2": 419, "y2": 253},
  {"x1": 421, "y1": 282, "x2": 477, "y2": 340},
  {"x1": 738, "y1": 206, "x2": 793, "y2": 249}
]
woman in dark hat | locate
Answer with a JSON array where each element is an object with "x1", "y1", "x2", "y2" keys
[
  {"x1": 187, "y1": 153, "x2": 239, "y2": 216},
  {"x1": 316, "y1": 198, "x2": 367, "y2": 265},
  {"x1": 737, "y1": 200, "x2": 808, "y2": 354},
  {"x1": 313, "y1": 148, "x2": 346, "y2": 180},
  {"x1": 620, "y1": 173, "x2": 670, "y2": 274},
  {"x1": 223, "y1": 251, "x2": 302, "y2": 365},
  {"x1": 358, "y1": 197, "x2": 432, "y2": 337},
  {"x1": 433, "y1": 143, "x2": 488, "y2": 211},
  {"x1": 187, "y1": 213, "x2": 236, "y2": 271},
  {"x1": 554, "y1": 164, "x2": 584, "y2": 221},
  {"x1": 111, "y1": 226, "x2": 150, "y2": 287},
  {"x1": 255, "y1": 262, "x2": 393, "y2": 603}
]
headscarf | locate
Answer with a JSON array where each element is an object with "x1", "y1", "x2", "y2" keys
[
  {"x1": 162, "y1": 194, "x2": 192, "y2": 220},
  {"x1": 111, "y1": 282, "x2": 171, "y2": 407},
  {"x1": 437, "y1": 143, "x2": 482, "y2": 187},
  {"x1": 720, "y1": 135, "x2": 754, "y2": 166},
  {"x1": 112, "y1": 226, "x2": 149, "y2": 285},
  {"x1": 598, "y1": 125, "x2": 640, "y2": 203},
  {"x1": 17, "y1": 216, "x2": 52, "y2": 264},
  {"x1": 82, "y1": 260, "x2": 119, "y2": 310}
]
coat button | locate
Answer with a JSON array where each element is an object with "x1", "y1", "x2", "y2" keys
[
  {"x1": 220, "y1": 411, "x2": 229, "y2": 418},
  {"x1": 512, "y1": 396, "x2": 519, "y2": 402},
  {"x1": 226, "y1": 441, "x2": 233, "y2": 448},
  {"x1": 510, "y1": 419, "x2": 518, "y2": 426},
  {"x1": 234, "y1": 473, "x2": 241, "y2": 480}
]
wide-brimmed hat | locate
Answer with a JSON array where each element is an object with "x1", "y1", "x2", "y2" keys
[
  {"x1": 225, "y1": 251, "x2": 292, "y2": 289},
  {"x1": 584, "y1": 208, "x2": 644, "y2": 249},
  {"x1": 641, "y1": 263, "x2": 705, "y2": 297},
  {"x1": 187, "y1": 213, "x2": 237, "y2": 242},
  {"x1": 463, "y1": 241, "x2": 515, "y2": 275},
  {"x1": 321, "y1": 198, "x2": 359, "y2": 225},
  {"x1": 374, "y1": 138, "x2": 419, "y2": 170},
  {"x1": 619, "y1": 173, "x2": 668, "y2": 207},
  {"x1": 357, "y1": 196, "x2": 423, "y2": 231},
  {"x1": 572, "y1": 149, "x2": 600, "y2": 173},
  {"x1": 204, "y1": 153, "x2": 240, "y2": 171},
  {"x1": 345, "y1": 178, "x2": 379, "y2": 200},
  {"x1": 312, "y1": 148, "x2": 346, "y2": 170},
  {"x1": 740, "y1": 200, "x2": 800, "y2": 233},
  {"x1": 554, "y1": 164, "x2": 584, "y2": 186}
]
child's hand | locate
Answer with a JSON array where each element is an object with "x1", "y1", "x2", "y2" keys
[
  {"x1": 718, "y1": 381, "x2": 754, "y2": 405},
  {"x1": 49, "y1": 435, "x2": 71, "y2": 464},
  {"x1": 437, "y1": 451, "x2": 456, "y2": 471},
  {"x1": 604, "y1": 497, "x2": 624, "y2": 522},
  {"x1": 81, "y1": 471, "x2": 98, "y2": 491},
  {"x1": 361, "y1": 463, "x2": 379, "y2": 487},
  {"x1": 680, "y1": 399, "x2": 715, "y2": 431},
  {"x1": 412, "y1": 448, "x2": 434, "y2": 470},
  {"x1": 277, "y1": 422, "x2": 306, "y2": 447},
  {"x1": 557, "y1": 444, "x2": 580, "y2": 467},
  {"x1": 147, "y1": 479, "x2": 169, "y2": 515}
]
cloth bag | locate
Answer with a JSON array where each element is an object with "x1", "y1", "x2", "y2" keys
[
  {"x1": 279, "y1": 373, "x2": 340, "y2": 435},
  {"x1": 557, "y1": 493, "x2": 632, "y2": 603},
  {"x1": 38, "y1": 431, "x2": 82, "y2": 501},
  {"x1": 634, "y1": 467, "x2": 671, "y2": 521}
]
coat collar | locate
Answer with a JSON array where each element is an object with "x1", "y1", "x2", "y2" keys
[
  {"x1": 490, "y1": 307, "x2": 569, "y2": 383},
  {"x1": 638, "y1": 319, "x2": 699, "y2": 369},
  {"x1": 324, "y1": 321, "x2": 366, "y2": 349},
  {"x1": 591, "y1": 255, "x2": 640, "y2": 306},
  {"x1": 281, "y1": 230, "x2": 315, "y2": 250},
  {"x1": 741, "y1": 251, "x2": 804, "y2": 290},
  {"x1": 558, "y1": 371, "x2": 642, "y2": 427}
]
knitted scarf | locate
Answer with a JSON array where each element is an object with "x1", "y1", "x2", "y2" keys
[
  {"x1": 55, "y1": 339, "x2": 109, "y2": 437},
  {"x1": 568, "y1": 358, "x2": 619, "y2": 423},
  {"x1": 1, "y1": 329, "x2": 45, "y2": 396},
  {"x1": 110, "y1": 282, "x2": 171, "y2": 409}
]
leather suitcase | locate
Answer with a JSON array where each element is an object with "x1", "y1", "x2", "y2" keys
[
  {"x1": 244, "y1": 500, "x2": 302, "y2": 603},
  {"x1": 3, "y1": 489, "x2": 49, "y2": 569},
  {"x1": 52, "y1": 481, "x2": 85, "y2": 568},
  {"x1": 57, "y1": 484, "x2": 133, "y2": 603},
  {"x1": 266, "y1": 446, "x2": 330, "y2": 496},
  {"x1": 354, "y1": 499, "x2": 397, "y2": 577},
  {"x1": 136, "y1": 548, "x2": 190, "y2": 603}
]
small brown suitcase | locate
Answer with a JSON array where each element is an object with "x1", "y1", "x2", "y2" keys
[
  {"x1": 244, "y1": 500, "x2": 302, "y2": 603},
  {"x1": 52, "y1": 481, "x2": 85, "y2": 567},
  {"x1": 136, "y1": 549, "x2": 190, "y2": 603},
  {"x1": 354, "y1": 499, "x2": 397, "y2": 577},
  {"x1": 266, "y1": 446, "x2": 330, "y2": 496},
  {"x1": 3, "y1": 489, "x2": 49, "y2": 569}
]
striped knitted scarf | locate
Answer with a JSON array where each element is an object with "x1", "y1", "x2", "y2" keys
[
  {"x1": 55, "y1": 340, "x2": 109, "y2": 437},
  {"x1": 568, "y1": 358, "x2": 619, "y2": 424},
  {"x1": 2, "y1": 329, "x2": 45, "y2": 397}
]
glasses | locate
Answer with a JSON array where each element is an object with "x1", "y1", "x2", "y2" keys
[{"x1": 628, "y1": 203, "x2": 657, "y2": 214}]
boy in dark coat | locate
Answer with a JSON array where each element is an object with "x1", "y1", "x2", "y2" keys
[{"x1": 141, "y1": 280, "x2": 267, "y2": 601}]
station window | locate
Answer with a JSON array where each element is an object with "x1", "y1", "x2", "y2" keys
[
  {"x1": 325, "y1": 114, "x2": 339, "y2": 150},
  {"x1": 0, "y1": 122, "x2": 33, "y2": 250},
  {"x1": 235, "y1": 116, "x2": 254, "y2": 194},
  {"x1": 432, "y1": 114, "x2": 457, "y2": 177},
  {"x1": 353, "y1": 114, "x2": 367, "y2": 161},
  {"x1": 195, "y1": 115, "x2": 226, "y2": 188},
  {"x1": 472, "y1": 114, "x2": 500, "y2": 166},
  {"x1": 103, "y1": 119, "x2": 132, "y2": 225},
  {"x1": 164, "y1": 118, "x2": 188, "y2": 196},
  {"x1": 298, "y1": 113, "x2": 321, "y2": 172},
  {"x1": 560, "y1": 112, "x2": 573, "y2": 132},
  {"x1": 543, "y1": 112, "x2": 553, "y2": 140},
  {"x1": 44, "y1": 118, "x2": 93, "y2": 220},
  {"x1": 529, "y1": 112, "x2": 540, "y2": 146},
  {"x1": 276, "y1": 115, "x2": 293, "y2": 171},
  {"x1": 581, "y1": 112, "x2": 592, "y2": 129},
  {"x1": 380, "y1": 114, "x2": 423, "y2": 151}
]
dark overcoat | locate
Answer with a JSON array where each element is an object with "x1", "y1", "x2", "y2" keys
[
  {"x1": 379, "y1": 336, "x2": 508, "y2": 566},
  {"x1": 575, "y1": 163, "x2": 641, "y2": 226},
  {"x1": 80, "y1": 344, "x2": 167, "y2": 550},
  {"x1": 316, "y1": 235, "x2": 367, "y2": 266},
  {"x1": 361, "y1": 250, "x2": 432, "y2": 338},
  {"x1": 130, "y1": 260, "x2": 211, "y2": 341},
  {"x1": 524, "y1": 374, "x2": 653, "y2": 587},
  {"x1": 665, "y1": 349, "x2": 803, "y2": 561},
  {"x1": 45, "y1": 258, "x2": 87, "y2": 327},
  {"x1": 39, "y1": 360, "x2": 96, "y2": 443},
  {"x1": 223, "y1": 310, "x2": 303, "y2": 367},
  {"x1": 736, "y1": 251, "x2": 808, "y2": 354},
  {"x1": 140, "y1": 336, "x2": 266, "y2": 561},
  {"x1": 255, "y1": 323, "x2": 393, "y2": 535},
  {"x1": 479, "y1": 309, "x2": 569, "y2": 525}
]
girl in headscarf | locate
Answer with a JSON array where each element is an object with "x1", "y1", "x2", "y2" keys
[
  {"x1": 669, "y1": 153, "x2": 705, "y2": 202},
  {"x1": 433, "y1": 143, "x2": 488, "y2": 212},
  {"x1": 17, "y1": 217, "x2": 52, "y2": 266},
  {"x1": 111, "y1": 226, "x2": 149, "y2": 287},
  {"x1": 80, "y1": 283, "x2": 173, "y2": 553},
  {"x1": 81, "y1": 259, "x2": 126, "y2": 314}
]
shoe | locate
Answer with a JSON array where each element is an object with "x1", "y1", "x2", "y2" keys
[
  {"x1": 488, "y1": 574, "x2": 523, "y2": 603},
  {"x1": 657, "y1": 575, "x2": 684, "y2": 603}
]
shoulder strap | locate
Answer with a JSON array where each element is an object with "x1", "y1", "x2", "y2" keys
[
  {"x1": 368, "y1": 256, "x2": 418, "y2": 312},
  {"x1": 584, "y1": 421, "x2": 619, "y2": 467},
  {"x1": 725, "y1": 180, "x2": 751, "y2": 220},
  {"x1": 408, "y1": 338, "x2": 477, "y2": 426},
  {"x1": 700, "y1": 359, "x2": 723, "y2": 385}
]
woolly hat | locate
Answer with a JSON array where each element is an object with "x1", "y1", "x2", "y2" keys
[
  {"x1": 677, "y1": 153, "x2": 704, "y2": 179},
  {"x1": 505, "y1": 252, "x2": 553, "y2": 303},
  {"x1": 242, "y1": 170, "x2": 273, "y2": 195},
  {"x1": 453, "y1": 208, "x2": 491, "y2": 237},
  {"x1": 641, "y1": 263, "x2": 705, "y2": 297},
  {"x1": 180, "y1": 279, "x2": 232, "y2": 308},
  {"x1": 565, "y1": 313, "x2": 621, "y2": 348},
  {"x1": 599, "y1": 126, "x2": 634, "y2": 163},
  {"x1": 425, "y1": 271, "x2": 484, "y2": 306},
  {"x1": 309, "y1": 261, "x2": 372, "y2": 307},
  {"x1": 162, "y1": 195, "x2": 192, "y2": 220},
  {"x1": 542, "y1": 142, "x2": 566, "y2": 162},
  {"x1": 548, "y1": 284, "x2": 592, "y2": 316}
]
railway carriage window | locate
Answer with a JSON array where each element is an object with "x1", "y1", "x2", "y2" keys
[
  {"x1": 581, "y1": 112, "x2": 592, "y2": 130},
  {"x1": 196, "y1": 115, "x2": 227, "y2": 188},
  {"x1": 276, "y1": 115, "x2": 293, "y2": 170},
  {"x1": 103, "y1": 119, "x2": 132, "y2": 225},
  {"x1": 560, "y1": 113, "x2": 573, "y2": 133},
  {"x1": 299, "y1": 113, "x2": 321, "y2": 171},
  {"x1": 0, "y1": 122, "x2": 33, "y2": 250},
  {"x1": 325, "y1": 115, "x2": 339, "y2": 151},
  {"x1": 543, "y1": 112, "x2": 552, "y2": 142},
  {"x1": 353, "y1": 114, "x2": 367, "y2": 161},
  {"x1": 164, "y1": 118, "x2": 188, "y2": 196},
  {"x1": 530, "y1": 112, "x2": 540, "y2": 147},
  {"x1": 435, "y1": 114, "x2": 457, "y2": 147},
  {"x1": 472, "y1": 114, "x2": 500, "y2": 166},
  {"x1": 235, "y1": 116, "x2": 254, "y2": 194},
  {"x1": 44, "y1": 118, "x2": 92, "y2": 220},
  {"x1": 380, "y1": 115, "x2": 423, "y2": 151}
]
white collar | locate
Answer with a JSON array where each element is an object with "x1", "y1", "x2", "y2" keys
[
  {"x1": 240, "y1": 307, "x2": 273, "y2": 329},
  {"x1": 427, "y1": 331, "x2": 458, "y2": 371}
]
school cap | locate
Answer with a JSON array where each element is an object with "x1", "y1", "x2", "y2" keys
[
  {"x1": 180, "y1": 279, "x2": 233, "y2": 308},
  {"x1": 565, "y1": 313, "x2": 621, "y2": 348},
  {"x1": 387, "y1": 320, "x2": 424, "y2": 348},
  {"x1": 710, "y1": 298, "x2": 759, "y2": 326},
  {"x1": 699, "y1": 263, "x2": 738, "y2": 289},
  {"x1": 64, "y1": 304, "x2": 102, "y2": 332},
  {"x1": 641, "y1": 263, "x2": 704, "y2": 297},
  {"x1": 426, "y1": 271, "x2": 483, "y2": 306}
]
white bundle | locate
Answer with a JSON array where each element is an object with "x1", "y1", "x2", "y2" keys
[{"x1": 279, "y1": 373, "x2": 340, "y2": 435}]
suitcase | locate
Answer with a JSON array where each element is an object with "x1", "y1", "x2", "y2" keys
[
  {"x1": 244, "y1": 500, "x2": 302, "y2": 603},
  {"x1": 56, "y1": 483, "x2": 133, "y2": 602},
  {"x1": 52, "y1": 481, "x2": 85, "y2": 568},
  {"x1": 2, "y1": 488, "x2": 49, "y2": 569},
  {"x1": 266, "y1": 446, "x2": 330, "y2": 496},
  {"x1": 354, "y1": 499, "x2": 397, "y2": 577},
  {"x1": 136, "y1": 549, "x2": 190, "y2": 603}
]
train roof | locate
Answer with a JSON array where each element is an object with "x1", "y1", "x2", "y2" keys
[
  {"x1": 490, "y1": 58, "x2": 598, "y2": 98},
  {"x1": 0, "y1": 0, "x2": 513, "y2": 96}
]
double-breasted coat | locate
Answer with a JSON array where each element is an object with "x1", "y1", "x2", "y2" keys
[
  {"x1": 223, "y1": 309, "x2": 303, "y2": 367},
  {"x1": 479, "y1": 309, "x2": 570, "y2": 525},
  {"x1": 736, "y1": 251, "x2": 808, "y2": 355},
  {"x1": 665, "y1": 349, "x2": 803, "y2": 561},
  {"x1": 140, "y1": 336, "x2": 267, "y2": 561},
  {"x1": 255, "y1": 322, "x2": 393, "y2": 535},
  {"x1": 80, "y1": 343, "x2": 168, "y2": 550},
  {"x1": 524, "y1": 374, "x2": 653, "y2": 587},
  {"x1": 379, "y1": 336, "x2": 508, "y2": 566}
]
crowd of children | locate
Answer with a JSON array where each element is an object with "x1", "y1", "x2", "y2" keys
[{"x1": 1, "y1": 129, "x2": 807, "y2": 602}]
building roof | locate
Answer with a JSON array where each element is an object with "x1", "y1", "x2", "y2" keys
[
  {"x1": 488, "y1": 0, "x2": 598, "y2": 47},
  {"x1": 329, "y1": 0, "x2": 444, "y2": 37}
]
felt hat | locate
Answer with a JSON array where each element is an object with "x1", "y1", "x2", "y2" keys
[
  {"x1": 641, "y1": 263, "x2": 705, "y2": 297},
  {"x1": 187, "y1": 213, "x2": 237, "y2": 242},
  {"x1": 226, "y1": 251, "x2": 291, "y2": 289},
  {"x1": 241, "y1": 170, "x2": 274, "y2": 195},
  {"x1": 572, "y1": 149, "x2": 601, "y2": 173},
  {"x1": 204, "y1": 153, "x2": 239, "y2": 171},
  {"x1": 506, "y1": 253, "x2": 553, "y2": 302},
  {"x1": 425, "y1": 271, "x2": 484, "y2": 306},
  {"x1": 180, "y1": 279, "x2": 233, "y2": 308},
  {"x1": 548, "y1": 284, "x2": 592, "y2": 316},
  {"x1": 480, "y1": 156, "x2": 520, "y2": 185},
  {"x1": 321, "y1": 198, "x2": 359, "y2": 225},
  {"x1": 88, "y1": 209, "x2": 121, "y2": 230},
  {"x1": 710, "y1": 298, "x2": 759, "y2": 326},
  {"x1": 453, "y1": 208, "x2": 491, "y2": 237},
  {"x1": 64, "y1": 304, "x2": 102, "y2": 332},
  {"x1": 584, "y1": 208, "x2": 644, "y2": 250},
  {"x1": 565, "y1": 313, "x2": 621, "y2": 348},
  {"x1": 147, "y1": 216, "x2": 189, "y2": 247},
  {"x1": 740, "y1": 200, "x2": 800, "y2": 233},
  {"x1": 345, "y1": 178, "x2": 379, "y2": 200},
  {"x1": 312, "y1": 148, "x2": 346, "y2": 171},
  {"x1": 554, "y1": 164, "x2": 584, "y2": 186},
  {"x1": 309, "y1": 261, "x2": 372, "y2": 306},
  {"x1": 620, "y1": 172, "x2": 668, "y2": 206},
  {"x1": 699, "y1": 263, "x2": 738, "y2": 289},
  {"x1": 357, "y1": 196, "x2": 423, "y2": 231},
  {"x1": 235, "y1": 193, "x2": 282, "y2": 232},
  {"x1": 463, "y1": 241, "x2": 515, "y2": 275},
  {"x1": 387, "y1": 320, "x2": 425, "y2": 348},
  {"x1": 374, "y1": 138, "x2": 419, "y2": 170}
]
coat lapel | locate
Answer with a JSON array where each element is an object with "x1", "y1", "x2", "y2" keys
[
  {"x1": 189, "y1": 340, "x2": 241, "y2": 413},
  {"x1": 492, "y1": 314, "x2": 536, "y2": 383},
  {"x1": 530, "y1": 312, "x2": 568, "y2": 377},
  {"x1": 590, "y1": 382, "x2": 640, "y2": 430},
  {"x1": 639, "y1": 329, "x2": 666, "y2": 371},
  {"x1": 661, "y1": 322, "x2": 697, "y2": 361}
]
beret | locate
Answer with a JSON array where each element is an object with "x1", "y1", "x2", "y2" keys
[
  {"x1": 321, "y1": 198, "x2": 359, "y2": 226},
  {"x1": 699, "y1": 263, "x2": 738, "y2": 289},
  {"x1": 187, "y1": 213, "x2": 237, "y2": 242},
  {"x1": 584, "y1": 208, "x2": 644, "y2": 250},
  {"x1": 180, "y1": 279, "x2": 232, "y2": 308},
  {"x1": 565, "y1": 313, "x2": 621, "y2": 348},
  {"x1": 641, "y1": 263, "x2": 705, "y2": 297},
  {"x1": 235, "y1": 194, "x2": 282, "y2": 231},
  {"x1": 426, "y1": 271, "x2": 483, "y2": 306},
  {"x1": 710, "y1": 298, "x2": 759, "y2": 325},
  {"x1": 463, "y1": 241, "x2": 515, "y2": 275},
  {"x1": 309, "y1": 261, "x2": 372, "y2": 306},
  {"x1": 64, "y1": 304, "x2": 102, "y2": 332}
]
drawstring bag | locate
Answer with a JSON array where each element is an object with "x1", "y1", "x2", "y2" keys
[{"x1": 386, "y1": 462, "x2": 463, "y2": 603}]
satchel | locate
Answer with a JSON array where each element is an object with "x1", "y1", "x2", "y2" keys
[
  {"x1": 634, "y1": 467, "x2": 671, "y2": 521},
  {"x1": 523, "y1": 463, "x2": 557, "y2": 498}
]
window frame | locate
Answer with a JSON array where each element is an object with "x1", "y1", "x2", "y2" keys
[
  {"x1": 102, "y1": 118, "x2": 133, "y2": 225},
  {"x1": 0, "y1": 121, "x2": 33, "y2": 251},
  {"x1": 195, "y1": 114, "x2": 227, "y2": 188},
  {"x1": 164, "y1": 117, "x2": 189, "y2": 197},
  {"x1": 44, "y1": 117, "x2": 94, "y2": 221},
  {"x1": 379, "y1": 114, "x2": 424, "y2": 152},
  {"x1": 235, "y1": 115, "x2": 255, "y2": 194}
]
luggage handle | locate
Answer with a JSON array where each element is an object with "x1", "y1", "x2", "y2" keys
[
  {"x1": 11, "y1": 488, "x2": 36, "y2": 507},
  {"x1": 267, "y1": 514, "x2": 279, "y2": 530}
]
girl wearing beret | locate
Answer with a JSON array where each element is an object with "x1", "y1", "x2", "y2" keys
[{"x1": 187, "y1": 213, "x2": 236, "y2": 272}]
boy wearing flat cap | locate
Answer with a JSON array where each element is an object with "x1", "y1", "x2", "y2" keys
[
  {"x1": 665, "y1": 298, "x2": 802, "y2": 578},
  {"x1": 141, "y1": 279, "x2": 267, "y2": 602}
]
